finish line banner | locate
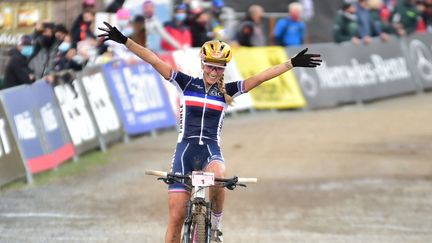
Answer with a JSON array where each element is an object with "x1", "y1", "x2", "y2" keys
[
  {"x1": 102, "y1": 61, "x2": 176, "y2": 135},
  {"x1": 288, "y1": 38, "x2": 416, "y2": 109},
  {"x1": 233, "y1": 46, "x2": 306, "y2": 109}
]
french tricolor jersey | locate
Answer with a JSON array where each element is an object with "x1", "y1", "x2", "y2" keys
[{"x1": 169, "y1": 70, "x2": 246, "y2": 145}]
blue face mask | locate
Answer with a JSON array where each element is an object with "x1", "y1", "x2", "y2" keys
[
  {"x1": 20, "y1": 46, "x2": 33, "y2": 57},
  {"x1": 58, "y1": 42, "x2": 71, "y2": 53},
  {"x1": 175, "y1": 13, "x2": 187, "y2": 23}
]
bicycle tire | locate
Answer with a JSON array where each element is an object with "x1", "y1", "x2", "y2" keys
[{"x1": 191, "y1": 206, "x2": 207, "y2": 243}]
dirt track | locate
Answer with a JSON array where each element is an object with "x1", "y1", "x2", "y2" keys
[{"x1": 1, "y1": 93, "x2": 432, "y2": 243}]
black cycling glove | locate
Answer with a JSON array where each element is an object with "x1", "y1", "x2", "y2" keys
[
  {"x1": 291, "y1": 48, "x2": 322, "y2": 68},
  {"x1": 97, "y1": 21, "x2": 128, "y2": 44}
]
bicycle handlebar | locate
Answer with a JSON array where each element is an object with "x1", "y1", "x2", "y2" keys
[{"x1": 145, "y1": 169, "x2": 258, "y2": 184}]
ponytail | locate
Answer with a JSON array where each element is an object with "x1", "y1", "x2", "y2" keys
[{"x1": 217, "y1": 76, "x2": 234, "y2": 106}]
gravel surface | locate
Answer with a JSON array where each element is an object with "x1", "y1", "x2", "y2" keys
[{"x1": 1, "y1": 93, "x2": 432, "y2": 243}]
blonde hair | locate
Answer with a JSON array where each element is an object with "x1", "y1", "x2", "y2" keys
[
  {"x1": 217, "y1": 76, "x2": 234, "y2": 106},
  {"x1": 289, "y1": 2, "x2": 303, "y2": 14}
]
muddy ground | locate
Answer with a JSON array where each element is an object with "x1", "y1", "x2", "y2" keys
[{"x1": 1, "y1": 93, "x2": 432, "y2": 243}]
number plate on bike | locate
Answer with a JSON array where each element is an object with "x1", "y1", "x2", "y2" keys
[{"x1": 191, "y1": 171, "x2": 215, "y2": 186}]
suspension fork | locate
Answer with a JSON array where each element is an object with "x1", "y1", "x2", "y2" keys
[
  {"x1": 183, "y1": 200, "x2": 193, "y2": 243},
  {"x1": 206, "y1": 202, "x2": 212, "y2": 243}
]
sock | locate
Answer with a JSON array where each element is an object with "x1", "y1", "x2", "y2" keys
[{"x1": 211, "y1": 211, "x2": 223, "y2": 230}]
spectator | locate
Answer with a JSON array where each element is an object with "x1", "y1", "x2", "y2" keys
[
  {"x1": 142, "y1": 0, "x2": 182, "y2": 51},
  {"x1": 415, "y1": 0, "x2": 428, "y2": 32},
  {"x1": 54, "y1": 24, "x2": 69, "y2": 44},
  {"x1": 273, "y1": 2, "x2": 306, "y2": 46},
  {"x1": 161, "y1": 4, "x2": 192, "y2": 51},
  {"x1": 29, "y1": 22, "x2": 58, "y2": 80},
  {"x1": 129, "y1": 15, "x2": 147, "y2": 47},
  {"x1": 236, "y1": 4, "x2": 267, "y2": 47},
  {"x1": 71, "y1": 0, "x2": 96, "y2": 45},
  {"x1": 208, "y1": 0, "x2": 236, "y2": 41},
  {"x1": 390, "y1": 0, "x2": 419, "y2": 36},
  {"x1": 369, "y1": 0, "x2": 396, "y2": 35},
  {"x1": 188, "y1": 10, "x2": 212, "y2": 47},
  {"x1": 356, "y1": 0, "x2": 390, "y2": 44},
  {"x1": 333, "y1": 2, "x2": 361, "y2": 44},
  {"x1": 72, "y1": 8, "x2": 97, "y2": 44},
  {"x1": 426, "y1": 0, "x2": 432, "y2": 32},
  {"x1": 3, "y1": 35, "x2": 35, "y2": 89},
  {"x1": 53, "y1": 35, "x2": 86, "y2": 73}
]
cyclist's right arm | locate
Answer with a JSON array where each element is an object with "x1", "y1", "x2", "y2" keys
[
  {"x1": 125, "y1": 38, "x2": 172, "y2": 80},
  {"x1": 98, "y1": 21, "x2": 172, "y2": 80}
]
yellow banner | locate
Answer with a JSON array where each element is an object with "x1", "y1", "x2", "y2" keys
[{"x1": 233, "y1": 46, "x2": 306, "y2": 109}]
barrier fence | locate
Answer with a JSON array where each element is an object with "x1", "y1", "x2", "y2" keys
[{"x1": 0, "y1": 33, "x2": 431, "y2": 186}]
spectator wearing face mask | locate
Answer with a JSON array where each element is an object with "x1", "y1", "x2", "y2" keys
[
  {"x1": 3, "y1": 35, "x2": 36, "y2": 89},
  {"x1": 28, "y1": 22, "x2": 59, "y2": 80},
  {"x1": 161, "y1": 4, "x2": 192, "y2": 51},
  {"x1": 53, "y1": 35, "x2": 86, "y2": 73}
]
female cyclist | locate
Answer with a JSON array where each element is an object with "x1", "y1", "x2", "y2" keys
[{"x1": 98, "y1": 21, "x2": 321, "y2": 243}]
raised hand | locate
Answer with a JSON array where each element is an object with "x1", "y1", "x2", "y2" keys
[
  {"x1": 291, "y1": 48, "x2": 322, "y2": 68},
  {"x1": 97, "y1": 21, "x2": 128, "y2": 44}
]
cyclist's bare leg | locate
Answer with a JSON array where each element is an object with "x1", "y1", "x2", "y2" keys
[
  {"x1": 166, "y1": 192, "x2": 190, "y2": 243},
  {"x1": 205, "y1": 161, "x2": 226, "y2": 214}
]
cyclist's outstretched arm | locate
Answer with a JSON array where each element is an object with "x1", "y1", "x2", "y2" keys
[
  {"x1": 243, "y1": 48, "x2": 322, "y2": 92},
  {"x1": 98, "y1": 22, "x2": 172, "y2": 80}
]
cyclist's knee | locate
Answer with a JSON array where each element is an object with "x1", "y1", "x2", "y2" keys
[{"x1": 206, "y1": 160, "x2": 225, "y2": 178}]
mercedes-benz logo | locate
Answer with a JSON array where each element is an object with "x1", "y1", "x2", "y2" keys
[
  {"x1": 298, "y1": 68, "x2": 318, "y2": 97},
  {"x1": 408, "y1": 39, "x2": 432, "y2": 82}
]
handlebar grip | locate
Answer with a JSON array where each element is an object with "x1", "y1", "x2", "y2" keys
[
  {"x1": 145, "y1": 169, "x2": 168, "y2": 177},
  {"x1": 237, "y1": 177, "x2": 258, "y2": 183}
]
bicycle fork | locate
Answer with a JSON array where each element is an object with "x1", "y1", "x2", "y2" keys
[{"x1": 182, "y1": 186, "x2": 213, "y2": 243}]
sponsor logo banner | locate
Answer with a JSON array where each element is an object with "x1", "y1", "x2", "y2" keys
[
  {"x1": 53, "y1": 79, "x2": 100, "y2": 155},
  {"x1": 404, "y1": 33, "x2": 432, "y2": 89},
  {"x1": 233, "y1": 46, "x2": 306, "y2": 109},
  {"x1": 80, "y1": 65, "x2": 124, "y2": 144},
  {"x1": 1, "y1": 81, "x2": 74, "y2": 173},
  {"x1": 288, "y1": 39, "x2": 416, "y2": 109},
  {"x1": 0, "y1": 98, "x2": 26, "y2": 186},
  {"x1": 102, "y1": 61, "x2": 176, "y2": 135}
]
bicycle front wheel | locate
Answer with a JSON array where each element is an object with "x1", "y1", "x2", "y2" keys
[{"x1": 191, "y1": 211, "x2": 207, "y2": 243}]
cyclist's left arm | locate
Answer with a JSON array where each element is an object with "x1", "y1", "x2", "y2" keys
[
  {"x1": 243, "y1": 60, "x2": 294, "y2": 92},
  {"x1": 243, "y1": 48, "x2": 322, "y2": 92}
]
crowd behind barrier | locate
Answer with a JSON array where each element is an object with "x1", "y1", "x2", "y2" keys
[{"x1": 0, "y1": 32, "x2": 431, "y2": 186}]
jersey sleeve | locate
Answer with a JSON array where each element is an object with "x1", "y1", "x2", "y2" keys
[
  {"x1": 225, "y1": 80, "x2": 247, "y2": 98},
  {"x1": 168, "y1": 70, "x2": 193, "y2": 91}
]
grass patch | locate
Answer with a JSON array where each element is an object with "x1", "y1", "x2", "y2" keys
[{"x1": 0, "y1": 150, "x2": 109, "y2": 193}]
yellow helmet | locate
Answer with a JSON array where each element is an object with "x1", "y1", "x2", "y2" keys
[{"x1": 200, "y1": 40, "x2": 232, "y2": 65}]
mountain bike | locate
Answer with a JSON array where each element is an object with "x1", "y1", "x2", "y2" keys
[{"x1": 145, "y1": 169, "x2": 257, "y2": 243}]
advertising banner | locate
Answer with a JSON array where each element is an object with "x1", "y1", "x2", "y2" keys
[
  {"x1": 233, "y1": 46, "x2": 306, "y2": 109},
  {"x1": 80, "y1": 65, "x2": 124, "y2": 145},
  {"x1": 403, "y1": 33, "x2": 432, "y2": 90},
  {"x1": 102, "y1": 60, "x2": 176, "y2": 135},
  {"x1": 0, "y1": 1, "x2": 52, "y2": 47},
  {"x1": 1, "y1": 82, "x2": 74, "y2": 174},
  {"x1": 288, "y1": 39, "x2": 416, "y2": 109},
  {"x1": 54, "y1": 79, "x2": 100, "y2": 155},
  {"x1": 0, "y1": 99, "x2": 26, "y2": 186}
]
